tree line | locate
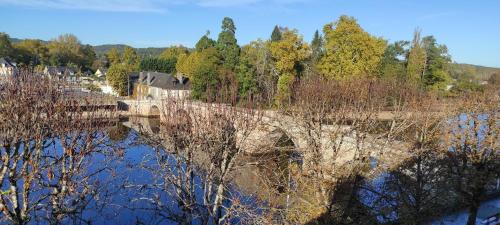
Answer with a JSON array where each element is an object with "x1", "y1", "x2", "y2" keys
[
  {"x1": 143, "y1": 15, "x2": 493, "y2": 106},
  {"x1": 0, "y1": 33, "x2": 97, "y2": 72},
  {"x1": 2, "y1": 15, "x2": 497, "y2": 99}
]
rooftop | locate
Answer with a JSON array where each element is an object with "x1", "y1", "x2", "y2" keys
[
  {"x1": 139, "y1": 71, "x2": 190, "y2": 90},
  {"x1": 0, "y1": 58, "x2": 16, "y2": 68}
]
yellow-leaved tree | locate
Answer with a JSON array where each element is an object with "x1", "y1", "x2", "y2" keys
[
  {"x1": 406, "y1": 29, "x2": 427, "y2": 83},
  {"x1": 318, "y1": 15, "x2": 386, "y2": 80},
  {"x1": 176, "y1": 52, "x2": 201, "y2": 78},
  {"x1": 268, "y1": 29, "x2": 310, "y2": 104}
]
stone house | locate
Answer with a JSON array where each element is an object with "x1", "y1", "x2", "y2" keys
[
  {"x1": 44, "y1": 66, "x2": 77, "y2": 83},
  {"x1": 0, "y1": 57, "x2": 17, "y2": 77},
  {"x1": 136, "y1": 71, "x2": 190, "y2": 100}
]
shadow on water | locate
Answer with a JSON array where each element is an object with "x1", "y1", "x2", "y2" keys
[
  {"x1": 54, "y1": 118, "x2": 303, "y2": 224},
  {"x1": 2, "y1": 113, "x2": 497, "y2": 224}
]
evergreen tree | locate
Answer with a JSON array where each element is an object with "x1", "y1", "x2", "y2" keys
[
  {"x1": 236, "y1": 45, "x2": 259, "y2": 98},
  {"x1": 195, "y1": 31, "x2": 216, "y2": 52},
  {"x1": 421, "y1": 36, "x2": 451, "y2": 90},
  {"x1": 140, "y1": 57, "x2": 177, "y2": 73},
  {"x1": 270, "y1": 26, "x2": 282, "y2": 42},
  {"x1": 190, "y1": 48, "x2": 221, "y2": 100},
  {"x1": 216, "y1": 17, "x2": 240, "y2": 71},
  {"x1": 379, "y1": 40, "x2": 409, "y2": 79},
  {"x1": 311, "y1": 30, "x2": 324, "y2": 64}
]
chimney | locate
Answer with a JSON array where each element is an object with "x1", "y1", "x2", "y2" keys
[{"x1": 147, "y1": 72, "x2": 151, "y2": 86}]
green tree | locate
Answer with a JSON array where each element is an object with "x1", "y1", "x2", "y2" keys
[
  {"x1": 236, "y1": 40, "x2": 274, "y2": 102},
  {"x1": 318, "y1": 15, "x2": 387, "y2": 80},
  {"x1": 122, "y1": 46, "x2": 140, "y2": 70},
  {"x1": 140, "y1": 57, "x2": 177, "y2": 73},
  {"x1": 0, "y1": 32, "x2": 14, "y2": 58},
  {"x1": 270, "y1": 25, "x2": 282, "y2": 42},
  {"x1": 106, "y1": 48, "x2": 121, "y2": 65},
  {"x1": 421, "y1": 36, "x2": 451, "y2": 90},
  {"x1": 190, "y1": 47, "x2": 221, "y2": 100},
  {"x1": 217, "y1": 17, "x2": 240, "y2": 71},
  {"x1": 159, "y1": 46, "x2": 189, "y2": 60},
  {"x1": 14, "y1": 39, "x2": 50, "y2": 66},
  {"x1": 46, "y1": 34, "x2": 96, "y2": 70},
  {"x1": 47, "y1": 34, "x2": 79, "y2": 66},
  {"x1": 379, "y1": 40, "x2": 409, "y2": 79},
  {"x1": 236, "y1": 44, "x2": 259, "y2": 98},
  {"x1": 310, "y1": 30, "x2": 324, "y2": 64},
  {"x1": 195, "y1": 32, "x2": 216, "y2": 52},
  {"x1": 406, "y1": 29, "x2": 427, "y2": 83},
  {"x1": 80, "y1": 44, "x2": 97, "y2": 71},
  {"x1": 269, "y1": 29, "x2": 310, "y2": 103},
  {"x1": 106, "y1": 63, "x2": 131, "y2": 96}
]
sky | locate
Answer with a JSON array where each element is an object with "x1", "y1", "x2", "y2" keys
[{"x1": 0, "y1": 0, "x2": 499, "y2": 67}]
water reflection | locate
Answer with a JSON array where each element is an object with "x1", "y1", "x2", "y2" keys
[
  {"x1": 2, "y1": 114, "x2": 497, "y2": 224},
  {"x1": 73, "y1": 118, "x2": 500, "y2": 224}
]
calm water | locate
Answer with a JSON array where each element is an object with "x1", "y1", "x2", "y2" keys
[
  {"x1": 2, "y1": 115, "x2": 497, "y2": 224},
  {"x1": 68, "y1": 122, "x2": 262, "y2": 224}
]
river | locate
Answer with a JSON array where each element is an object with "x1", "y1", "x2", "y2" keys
[{"x1": 1, "y1": 115, "x2": 497, "y2": 224}]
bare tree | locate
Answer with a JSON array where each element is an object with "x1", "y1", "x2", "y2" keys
[
  {"x1": 359, "y1": 89, "x2": 455, "y2": 225},
  {"x1": 128, "y1": 96, "x2": 266, "y2": 224},
  {"x1": 0, "y1": 70, "x2": 115, "y2": 224},
  {"x1": 276, "y1": 76, "x2": 437, "y2": 224},
  {"x1": 443, "y1": 89, "x2": 499, "y2": 225}
]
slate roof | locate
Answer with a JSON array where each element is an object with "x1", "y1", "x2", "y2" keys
[
  {"x1": 83, "y1": 70, "x2": 93, "y2": 76},
  {"x1": 0, "y1": 58, "x2": 16, "y2": 68},
  {"x1": 45, "y1": 66, "x2": 76, "y2": 76},
  {"x1": 139, "y1": 71, "x2": 190, "y2": 90}
]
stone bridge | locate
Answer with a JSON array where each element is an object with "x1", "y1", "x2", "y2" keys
[{"x1": 119, "y1": 99, "x2": 409, "y2": 176}]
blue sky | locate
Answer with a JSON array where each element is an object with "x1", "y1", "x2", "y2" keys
[{"x1": 0, "y1": 0, "x2": 499, "y2": 67}]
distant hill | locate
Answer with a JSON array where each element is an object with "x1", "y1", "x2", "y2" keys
[
  {"x1": 9, "y1": 37, "x2": 49, "y2": 44},
  {"x1": 450, "y1": 63, "x2": 500, "y2": 81},
  {"x1": 9, "y1": 37, "x2": 23, "y2": 43},
  {"x1": 93, "y1": 44, "x2": 167, "y2": 58},
  {"x1": 10, "y1": 38, "x2": 167, "y2": 58}
]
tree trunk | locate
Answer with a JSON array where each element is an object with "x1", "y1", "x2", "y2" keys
[{"x1": 466, "y1": 202, "x2": 479, "y2": 225}]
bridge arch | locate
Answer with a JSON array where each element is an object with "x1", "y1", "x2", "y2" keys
[
  {"x1": 242, "y1": 125, "x2": 301, "y2": 156},
  {"x1": 149, "y1": 105, "x2": 161, "y2": 117},
  {"x1": 272, "y1": 128, "x2": 303, "y2": 166}
]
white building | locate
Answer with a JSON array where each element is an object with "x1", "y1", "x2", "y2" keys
[
  {"x1": 136, "y1": 71, "x2": 190, "y2": 100},
  {"x1": 0, "y1": 57, "x2": 17, "y2": 77},
  {"x1": 95, "y1": 68, "x2": 108, "y2": 78}
]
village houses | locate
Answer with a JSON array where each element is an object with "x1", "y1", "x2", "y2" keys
[{"x1": 0, "y1": 57, "x2": 17, "y2": 77}]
